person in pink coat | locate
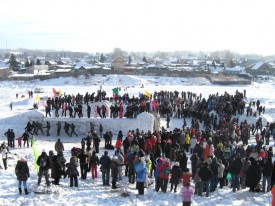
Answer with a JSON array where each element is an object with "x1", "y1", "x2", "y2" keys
[{"x1": 181, "y1": 182, "x2": 195, "y2": 206}]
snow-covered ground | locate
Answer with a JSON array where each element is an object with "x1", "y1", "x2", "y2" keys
[{"x1": 0, "y1": 74, "x2": 273, "y2": 206}]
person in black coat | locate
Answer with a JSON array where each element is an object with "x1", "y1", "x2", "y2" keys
[
  {"x1": 190, "y1": 153, "x2": 199, "y2": 179},
  {"x1": 231, "y1": 153, "x2": 243, "y2": 192},
  {"x1": 169, "y1": 162, "x2": 182, "y2": 193},
  {"x1": 262, "y1": 157, "x2": 274, "y2": 192},
  {"x1": 87, "y1": 104, "x2": 91, "y2": 118},
  {"x1": 177, "y1": 151, "x2": 188, "y2": 172},
  {"x1": 66, "y1": 156, "x2": 79, "y2": 187},
  {"x1": 199, "y1": 162, "x2": 213, "y2": 197},
  {"x1": 99, "y1": 151, "x2": 112, "y2": 186},
  {"x1": 15, "y1": 156, "x2": 30, "y2": 195},
  {"x1": 37, "y1": 150, "x2": 51, "y2": 186},
  {"x1": 22, "y1": 131, "x2": 29, "y2": 147},
  {"x1": 51, "y1": 155, "x2": 62, "y2": 185},
  {"x1": 245, "y1": 157, "x2": 261, "y2": 192},
  {"x1": 193, "y1": 142, "x2": 203, "y2": 160},
  {"x1": 93, "y1": 132, "x2": 101, "y2": 153},
  {"x1": 77, "y1": 149, "x2": 88, "y2": 180}
]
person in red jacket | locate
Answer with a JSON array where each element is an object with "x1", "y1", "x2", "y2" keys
[
  {"x1": 156, "y1": 158, "x2": 172, "y2": 193},
  {"x1": 115, "y1": 138, "x2": 122, "y2": 150},
  {"x1": 182, "y1": 168, "x2": 192, "y2": 186},
  {"x1": 272, "y1": 185, "x2": 275, "y2": 206}
]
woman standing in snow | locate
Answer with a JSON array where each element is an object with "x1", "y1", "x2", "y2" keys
[
  {"x1": 15, "y1": 156, "x2": 30, "y2": 195},
  {"x1": 169, "y1": 162, "x2": 182, "y2": 193},
  {"x1": 89, "y1": 151, "x2": 99, "y2": 179}
]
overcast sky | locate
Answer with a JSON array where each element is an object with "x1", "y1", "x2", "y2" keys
[{"x1": 0, "y1": 0, "x2": 274, "y2": 55}]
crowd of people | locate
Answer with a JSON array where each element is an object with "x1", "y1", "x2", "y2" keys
[{"x1": 4, "y1": 88, "x2": 275, "y2": 205}]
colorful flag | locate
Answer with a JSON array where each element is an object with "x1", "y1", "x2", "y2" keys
[
  {"x1": 52, "y1": 88, "x2": 57, "y2": 94},
  {"x1": 112, "y1": 87, "x2": 119, "y2": 95},
  {"x1": 58, "y1": 88, "x2": 62, "y2": 95},
  {"x1": 144, "y1": 90, "x2": 151, "y2": 98}
]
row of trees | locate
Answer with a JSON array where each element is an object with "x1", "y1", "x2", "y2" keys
[{"x1": 8, "y1": 54, "x2": 42, "y2": 71}]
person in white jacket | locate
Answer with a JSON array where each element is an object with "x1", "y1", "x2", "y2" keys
[{"x1": 1, "y1": 148, "x2": 8, "y2": 170}]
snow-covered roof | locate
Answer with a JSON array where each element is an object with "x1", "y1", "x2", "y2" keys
[
  {"x1": 56, "y1": 65, "x2": 73, "y2": 69},
  {"x1": 48, "y1": 61, "x2": 57, "y2": 65},
  {"x1": 32, "y1": 65, "x2": 49, "y2": 70},
  {"x1": 225, "y1": 66, "x2": 245, "y2": 72},
  {"x1": 251, "y1": 62, "x2": 265, "y2": 70},
  {"x1": 208, "y1": 66, "x2": 224, "y2": 73},
  {"x1": 55, "y1": 68, "x2": 72, "y2": 73},
  {"x1": 0, "y1": 61, "x2": 9, "y2": 69}
]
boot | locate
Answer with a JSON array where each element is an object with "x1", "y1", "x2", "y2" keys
[
  {"x1": 24, "y1": 188, "x2": 29, "y2": 195},
  {"x1": 18, "y1": 188, "x2": 22, "y2": 195},
  {"x1": 112, "y1": 182, "x2": 117, "y2": 189}
]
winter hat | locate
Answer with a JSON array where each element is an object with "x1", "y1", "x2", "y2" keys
[
  {"x1": 158, "y1": 157, "x2": 163, "y2": 163},
  {"x1": 174, "y1": 162, "x2": 180, "y2": 166},
  {"x1": 145, "y1": 156, "x2": 150, "y2": 161},
  {"x1": 163, "y1": 157, "x2": 169, "y2": 162},
  {"x1": 112, "y1": 156, "x2": 118, "y2": 161}
]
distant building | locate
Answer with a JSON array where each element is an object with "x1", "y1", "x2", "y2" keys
[
  {"x1": 26, "y1": 65, "x2": 49, "y2": 74},
  {"x1": 224, "y1": 66, "x2": 245, "y2": 75},
  {"x1": 112, "y1": 57, "x2": 126, "y2": 71},
  {"x1": 246, "y1": 62, "x2": 274, "y2": 75},
  {"x1": 0, "y1": 61, "x2": 10, "y2": 78}
]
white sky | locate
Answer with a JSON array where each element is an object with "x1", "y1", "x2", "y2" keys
[{"x1": 0, "y1": 0, "x2": 275, "y2": 55}]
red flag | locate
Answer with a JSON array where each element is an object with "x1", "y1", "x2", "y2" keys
[{"x1": 52, "y1": 88, "x2": 57, "y2": 94}]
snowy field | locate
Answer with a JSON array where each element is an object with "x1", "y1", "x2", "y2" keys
[{"x1": 0, "y1": 74, "x2": 273, "y2": 206}]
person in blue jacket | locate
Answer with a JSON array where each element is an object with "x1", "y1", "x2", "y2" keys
[{"x1": 134, "y1": 157, "x2": 148, "y2": 195}]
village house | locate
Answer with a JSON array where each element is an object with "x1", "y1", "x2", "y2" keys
[
  {"x1": 0, "y1": 61, "x2": 11, "y2": 78},
  {"x1": 112, "y1": 57, "x2": 126, "y2": 72},
  {"x1": 246, "y1": 62, "x2": 274, "y2": 75},
  {"x1": 26, "y1": 65, "x2": 49, "y2": 74}
]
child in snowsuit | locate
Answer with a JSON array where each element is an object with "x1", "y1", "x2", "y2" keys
[
  {"x1": 181, "y1": 182, "x2": 195, "y2": 206},
  {"x1": 16, "y1": 136, "x2": 22, "y2": 148}
]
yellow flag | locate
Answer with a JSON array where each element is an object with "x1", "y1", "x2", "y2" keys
[
  {"x1": 144, "y1": 90, "x2": 151, "y2": 98},
  {"x1": 36, "y1": 95, "x2": 40, "y2": 102}
]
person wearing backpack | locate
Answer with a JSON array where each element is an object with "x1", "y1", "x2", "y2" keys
[
  {"x1": 15, "y1": 156, "x2": 30, "y2": 195},
  {"x1": 156, "y1": 158, "x2": 171, "y2": 193},
  {"x1": 66, "y1": 156, "x2": 79, "y2": 187},
  {"x1": 37, "y1": 149, "x2": 51, "y2": 186}
]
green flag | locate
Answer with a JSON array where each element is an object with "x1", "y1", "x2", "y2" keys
[
  {"x1": 112, "y1": 87, "x2": 119, "y2": 95},
  {"x1": 32, "y1": 141, "x2": 39, "y2": 171}
]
